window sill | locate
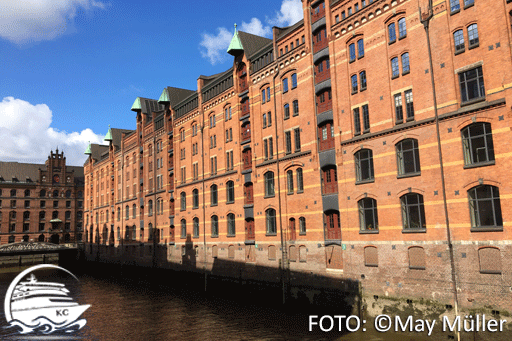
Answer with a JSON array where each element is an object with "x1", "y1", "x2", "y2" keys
[
  {"x1": 293, "y1": 113, "x2": 299, "y2": 117},
  {"x1": 226, "y1": 201, "x2": 234, "y2": 205},
  {"x1": 388, "y1": 40, "x2": 396, "y2": 45},
  {"x1": 211, "y1": 235, "x2": 219, "y2": 238},
  {"x1": 402, "y1": 228, "x2": 426, "y2": 233},
  {"x1": 470, "y1": 226, "x2": 503, "y2": 232},
  {"x1": 360, "y1": 87, "x2": 367, "y2": 92},
  {"x1": 297, "y1": 190, "x2": 304, "y2": 194},
  {"x1": 284, "y1": 116, "x2": 290, "y2": 120},
  {"x1": 192, "y1": 206, "x2": 198, "y2": 210},
  {"x1": 391, "y1": 75, "x2": 399, "y2": 80},
  {"x1": 210, "y1": 203, "x2": 218, "y2": 207},
  {"x1": 409, "y1": 266, "x2": 426, "y2": 270},
  {"x1": 463, "y1": 160, "x2": 495, "y2": 169},
  {"x1": 355, "y1": 179, "x2": 375, "y2": 185},
  {"x1": 397, "y1": 171, "x2": 421, "y2": 179},
  {"x1": 264, "y1": 195, "x2": 275, "y2": 199},
  {"x1": 299, "y1": 232, "x2": 306, "y2": 236},
  {"x1": 227, "y1": 234, "x2": 236, "y2": 238},
  {"x1": 402, "y1": 70, "x2": 410, "y2": 76},
  {"x1": 480, "y1": 270, "x2": 501, "y2": 274},
  {"x1": 461, "y1": 96, "x2": 485, "y2": 107},
  {"x1": 468, "y1": 43, "x2": 479, "y2": 50},
  {"x1": 454, "y1": 49, "x2": 465, "y2": 56},
  {"x1": 349, "y1": 59, "x2": 355, "y2": 64},
  {"x1": 265, "y1": 233, "x2": 277, "y2": 236},
  {"x1": 292, "y1": 86, "x2": 297, "y2": 90},
  {"x1": 295, "y1": 149, "x2": 301, "y2": 153},
  {"x1": 363, "y1": 129, "x2": 370, "y2": 134},
  {"x1": 450, "y1": 9, "x2": 460, "y2": 15},
  {"x1": 464, "y1": 3, "x2": 474, "y2": 10},
  {"x1": 359, "y1": 229, "x2": 379, "y2": 234},
  {"x1": 399, "y1": 34, "x2": 407, "y2": 40}
]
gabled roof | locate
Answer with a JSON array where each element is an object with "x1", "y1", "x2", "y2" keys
[
  {"x1": 274, "y1": 19, "x2": 304, "y2": 42},
  {"x1": 227, "y1": 28, "x2": 272, "y2": 59},
  {"x1": 158, "y1": 87, "x2": 196, "y2": 107},
  {"x1": 131, "y1": 97, "x2": 164, "y2": 113},
  {"x1": 89, "y1": 144, "x2": 109, "y2": 162},
  {"x1": 111, "y1": 128, "x2": 135, "y2": 150},
  {"x1": 0, "y1": 162, "x2": 84, "y2": 183}
]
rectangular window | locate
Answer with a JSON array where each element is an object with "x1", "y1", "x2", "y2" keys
[
  {"x1": 357, "y1": 39, "x2": 364, "y2": 58},
  {"x1": 354, "y1": 108, "x2": 361, "y2": 135},
  {"x1": 283, "y1": 78, "x2": 289, "y2": 93},
  {"x1": 362, "y1": 105, "x2": 370, "y2": 132},
  {"x1": 351, "y1": 74, "x2": 358, "y2": 93},
  {"x1": 264, "y1": 139, "x2": 268, "y2": 160},
  {"x1": 263, "y1": 113, "x2": 267, "y2": 128},
  {"x1": 181, "y1": 167, "x2": 186, "y2": 183},
  {"x1": 349, "y1": 43, "x2": 356, "y2": 62},
  {"x1": 294, "y1": 128, "x2": 301, "y2": 152},
  {"x1": 269, "y1": 137, "x2": 274, "y2": 159},
  {"x1": 388, "y1": 23, "x2": 396, "y2": 43},
  {"x1": 285, "y1": 131, "x2": 292, "y2": 154},
  {"x1": 459, "y1": 66, "x2": 485, "y2": 103},
  {"x1": 391, "y1": 57, "x2": 399, "y2": 78},
  {"x1": 267, "y1": 87, "x2": 270, "y2": 102},
  {"x1": 293, "y1": 100, "x2": 299, "y2": 116},
  {"x1": 360, "y1": 71, "x2": 367, "y2": 90},
  {"x1": 284, "y1": 104, "x2": 290, "y2": 119},
  {"x1": 262, "y1": 89, "x2": 266, "y2": 104},
  {"x1": 291, "y1": 73, "x2": 297, "y2": 88},
  {"x1": 342, "y1": 11, "x2": 346, "y2": 19},
  {"x1": 394, "y1": 94, "x2": 403, "y2": 122},
  {"x1": 405, "y1": 90, "x2": 414, "y2": 120},
  {"x1": 450, "y1": 0, "x2": 460, "y2": 12},
  {"x1": 267, "y1": 111, "x2": 272, "y2": 127}
]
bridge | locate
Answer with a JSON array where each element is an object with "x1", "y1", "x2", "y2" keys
[{"x1": 0, "y1": 242, "x2": 78, "y2": 256}]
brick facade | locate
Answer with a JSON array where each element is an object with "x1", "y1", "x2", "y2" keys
[
  {"x1": 0, "y1": 150, "x2": 84, "y2": 244},
  {"x1": 84, "y1": 0, "x2": 512, "y2": 313}
]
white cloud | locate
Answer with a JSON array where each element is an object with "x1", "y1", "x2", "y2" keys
[
  {"x1": 0, "y1": 97, "x2": 104, "y2": 166},
  {"x1": 0, "y1": 0, "x2": 108, "y2": 44},
  {"x1": 199, "y1": 0, "x2": 303, "y2": 65}
]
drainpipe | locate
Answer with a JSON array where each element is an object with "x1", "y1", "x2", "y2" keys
[
  {"x1": 420, "y1": 3, "x2": 460, "y2": 340},
  {"x1": 201, "y1": 109, "x2": 207, "y2": 292},
  {"x1": 272, "y1": 57, "x2": 287, "y2": 305}
]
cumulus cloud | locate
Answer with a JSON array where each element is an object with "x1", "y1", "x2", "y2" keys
[
  {"x1": 199, "y1": 0, "x2": 303, "y2": 65},
  {"x1": 0, "y1": 97, "x2": 104, "y2": 166},
  {"x1": 0, "y1": 0, "x2": 107, "y2": 44}
]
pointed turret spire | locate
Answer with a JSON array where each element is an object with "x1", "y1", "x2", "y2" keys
[
  {"x1": 104, "y1": 125, "x2": 113, "y2": 142},
  {"x1": 84, "y1": 142, "x2": 92, "y2": 155},
  {"x1": 158, "y1": 88, "x2": 170, "y2": 104},
  {"x1": 131, "y1": 97, "x2": 142, "y2": 112},
  {"x1": 227, "y1": 23, "x2": 244, "y2": 56}
]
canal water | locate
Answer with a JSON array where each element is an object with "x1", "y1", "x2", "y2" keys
[{"x1": 0, "y1": 265, "x2": 432, "y2": 341}]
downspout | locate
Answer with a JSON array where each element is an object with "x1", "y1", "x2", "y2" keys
[
  {"x1": 201, "y1": 107, "x2": 207, "y2": 292},
  {"x1": 272, "y1": 56, "x2": 287, "y2": 305},
  {"x1": 420, "y1": 3, "x2": 460, "y2": 340}
]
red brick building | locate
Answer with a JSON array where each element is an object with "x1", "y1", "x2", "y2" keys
[
  {"x1": 0, "y1": 150, "x2": 84, "y2": 244},
  {"x1": 84, "y1": 0, "x2": 512, "y2": 313}
]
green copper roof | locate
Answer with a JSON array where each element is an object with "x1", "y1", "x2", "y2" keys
[
  {"x1": 104, "y1": 125, "x2": 113, "y2": 142},
  {"x1": 131, "y1": 97, "x2": 142, "y2": 111},
  {"x1": 84, "y1": 142, "x2": 92, "y2": 155},
  {"x1": 227, "y1": 24, "x2": 244, "y2": 55},
  {"x1": 158, "y1": 88, "x2": 170, "y2": 103}
]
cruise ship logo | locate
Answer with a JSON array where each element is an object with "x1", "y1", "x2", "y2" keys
[{"x1": 4, "y1": 264, "x2": 90, "y2": 334}]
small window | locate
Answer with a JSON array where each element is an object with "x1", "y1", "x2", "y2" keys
[
  {"x1": 293, "y1": 100, "x2": 299, "y2": 116},
  {"x1": 468, "y1": 185, "x2": 502, "y2": 229},
  {"x1": 459, "y1": 66, "x2": 485, "y2": 103},
  {"x1": 283, "y1": 78, "x2": 289, "y2": 93},
  {"x1": 284, "y1": 103, "x2": 290, "y2": 119},
  {"x1": 353, "y1": 108, "x2": 361, "y2": 135},
  {"x1": 192, "y1": 189, "x2": 199, "y2": 209},
  {"x1": 226, "y1": 181, "x2": 235, "y2": 204},
  {"x1": 285, "y1": 131, "x2": 292, "y2": 154},
  {"x1": 401, "y1": 193, "x2": 426, "y2": 230},
  {"x1": 287, "y1": 170, "x2": 294, "y2": 194},
  {"x1": 227, "y1": 213, "x2": 235, "y2": 236},
  {"x1": 299, "y1": 217, "x2": 306, "y2": 234},
  {"x1": 359, "y1": 198, "x2": 379, "y2": 231},
  {"x1": 359, "y1": 71, "x2": 367, "y2": 91},
  {"x1": 351, "y1": 74, "x2": 358, "y2": 93},
  {"x1": 461, "y1": 122, "x2": 495, "y2": 166},
  {"x1": 398, "y1": 18, "x2": 407, "y2": 38},
  {"x1": 193, "y1": 217, "x2": 199, "y2": 238},
  {"x1": 342, "y1": 11, "x2": 346, "y2": 19},
  {"x1": 296, "y1": 168, "x2": 304, "y2": 192},
  {"x1": 291, "y1": 73, "x2": 297, "y2": 88},
  {"x1": 357, "y1": 39, "x2": 364, "y2": 58},
  {"x1": 467, "y1": 24, "x2": 479, "y2": 48},
  {"x1": 454, "y1": 30, "x2": 465, "y2": 53},
  {"x1": 394, "y1": 93, "x2": 403, "y2": 122},
  {"x1": 262, "y1": 88, "x2": 266, "y2": 104},
  {"x1": 180, "y1": 192, "x2": 186, "y2": 211},
  {"x1": 401, "y1": 53, "x2": 410, "y2": 74},
  {"x1": 355, "y1": 149, "x2": 374, "y2": 182},
  {"x1": 388, "y1": 23, "x2": 396, "y2": 43},
  {"x1": 211, "y1": 184, "x2": 218, "y2": 206},
  {"x1": 266, "y1": 209, "x2": 277, "y2": 234},
  {"x1": 391, "y1": 57, "x2": 399, "y2": 78},
  {"x1": 211, "y1": 215, "x2": 219, "y2": 237},
  {"x1": 405, "y1": 90, "x2": 414, "y2": 120},
  {"x1": 450, "y1": 0, "x2": 460, "y2": 12},
  {"x1": 349, "y1": 43, "x2": 356, "y2": 62},
  {"x1": 181, "y1": 219, "x2": 186, "y2": 238},
  {"x1": 396, "y1": 139, "x2": 420, "y2": 175},
  {"x1": 264, "y1": 172, "x2": 275, "y2": 197}
]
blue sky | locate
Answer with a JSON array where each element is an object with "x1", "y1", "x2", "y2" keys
[{"x1": 0, "y1": 0, "x2": 302, "y2": 166}]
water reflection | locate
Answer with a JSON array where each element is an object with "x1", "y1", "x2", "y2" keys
[{"x1": 0, "y1": 268, "x2": 430, "y2": 341}]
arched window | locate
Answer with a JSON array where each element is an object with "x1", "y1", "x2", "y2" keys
[
  {"x1": 132, "y1": 204, "x2": 136, "y2": 219},
  {"x1": 53, "y1": 190, "x2": 59, "y2": 198},
  {"x1": 396, "y1": 139, "x2": 420, "y2": 175},
  {"x1": 401, "y1": 52, "x2": 409, "y2": 74},
  {"x1": 266, "y1": 208, "x2": 276, "y2": 234},
  {"x1": 400, "y1": 193, "x2": 426, "y2": 230},
  {"x1": 226, "y1": 181, "x2": 235, "y2": 204},
  {"x1": 10, "y1": 189, "x2": 16, "y2": 197},
  {"x1": 359, "y1": 198, "x2": 379, "y2": 231},
  {"x1": 296, "y1": 168, "x2": 304, "y2": 192},
  {"x1": 52, "y1": 211, "x2": 58, "y2": 219},
  {"x1": 355, "y1": 149, "x2": 374, "y2": 183},
  {"x1": 125, "y1": 205, "x2": 129, "y2": 220},
  {"x1": 299, "y1": 217, "x2": 306, "y2": 234},
  {"x1": 180, "y1": 192, "x2": 186, "y2": 211},
  {"x1": 468, "y1": 185, "x2": 502, "y2": 229},
  {"x1": 65, "y1": 190, "x2": 71, "y2": 198},
  {"x1": 24, "y1": 189, "x2": 30, "y2": 197},
  {"x1": 287, "y1": 170, "x2": 294, "y2": 194},
  {"x1": 210, "y1": 185, "x2": 218, "y2": 206},
  {"x1": 408, "y1": 246, "x2": 426, "y2": 269},
  {"x1": 193, "y1": 217, "x2": 199, "y2": 238},
  {"x1": 23, "y1": 211, "x2": 30, "y2": 221},
  {"x1": 364, "y1": 246, "x2": 378, "y2": 267},
  {"x1": 284, "y1": 103, "x2": 290, "y2": 119},
  {"x1": 211, "y1": 215, "x2": 219, "y2": 237},
  {"x1": 117, "y1": 227, "x2": 120, "y2": 240},
  {"x1": 461, "y1": 122, "x2": 494, "y2": 166},
  {"x1": 117, "y1": 207, "x2": 120, "y2": 221},
  {"x1": 227, "y1": 213, "x2": 235, "y2": 236},
  {"x1": 264, "y1": 171, "x2": 275, "y2": 197},
  {"x1": 454, "y1": 29, "x2": 464, "y2": 53},
  {"x1": 398, "y1": 17, "x2": 407, "y2": 38},
  {"x1": 180, "y1": 219, "x2": 187, "y2": 238},
  {"x1": 192, "y1": 189, "x2": 199, "y2": 209},
  {"x1": 148, "y1": 200, "x2": 153, "y2": 216},
  {"x1": 39, "y1": 211, "x2": 45, "y2": 220},
  {"x1": 468, "y1": 23, "x2": 479, "y2": 48}
]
